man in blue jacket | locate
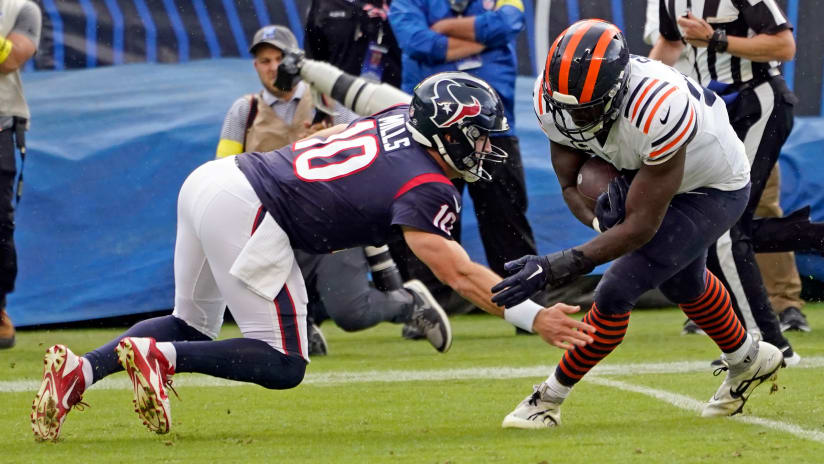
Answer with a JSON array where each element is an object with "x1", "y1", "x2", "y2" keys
[{"x1": 389, "y1": 0, "x2": 537, "y2": 295}]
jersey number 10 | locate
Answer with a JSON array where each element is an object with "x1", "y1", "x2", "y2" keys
[{"x1": 292, "y1": 120, "x2": 380, "y2": 182}]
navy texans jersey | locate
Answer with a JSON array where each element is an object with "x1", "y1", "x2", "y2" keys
[{"x1": 236, "y1": 105, "x2": 461, "y2": 253}]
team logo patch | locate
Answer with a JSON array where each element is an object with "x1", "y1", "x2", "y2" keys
[{"x1": 429, "y1": 78, "x2": 482, "y2": 128}]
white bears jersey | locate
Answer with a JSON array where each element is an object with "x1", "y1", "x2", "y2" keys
[{"x1": 533, "y1": 55, "x2": 750, "y2": 194}]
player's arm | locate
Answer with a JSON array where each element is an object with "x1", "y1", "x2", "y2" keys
[
  {"x1": 550, "y1": 141, "x2": 597, "y2": 228},
  {"x1": 402, "y1": 226, "x2": 595, "y2": 348},
  {"x1": 649, "y1": 36, "x2": 685, "y2": 66},
  {"x1": 648, "y1": 0, "x2": 685, "y2": 66},
  {"x1": 577, "y1": 146, "x2": 685, "y2": 264}
]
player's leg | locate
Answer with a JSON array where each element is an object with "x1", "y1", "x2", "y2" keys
[
  {"x1": 30, "y1": 161, "x2": 220, "y2": 440},
  {"x1": 708, "y1": 77, "x2": 796, "y2": 355},
  {"x1": 311, "y1": 248, "x2": 414, "y2": 331},
  {"x1": 307, "y1": 248, "x2": 451, "y2": 352},
  {"x1": 157, "y1": 159, "x2": 308, "y2": 390},
  {"x1": 754, "y1": 166, "x2": 808, "y2": 337},
  {"x1": 502, "y1": 186, "x2": 752, "y2": 428},
  {"x1": 658, "y1": 188, "x2": 782, "y2": 416}
]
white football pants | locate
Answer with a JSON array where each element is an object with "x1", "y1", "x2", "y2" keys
[{"x1": 172, "y1": 156, "x2": 309, "y2": 360}]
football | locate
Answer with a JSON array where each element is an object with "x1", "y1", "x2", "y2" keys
[{"x1": 577, "y1": 156, "x2": 619, "y2": 208}]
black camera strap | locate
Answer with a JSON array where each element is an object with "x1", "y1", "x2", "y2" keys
[{"x1": 12, "y1": 117, "x2": 27, "y2": 205}]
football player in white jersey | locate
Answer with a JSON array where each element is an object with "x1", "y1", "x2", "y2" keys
[{"x1": 490, "y1": 19, "x2": 783, "y2": 428}]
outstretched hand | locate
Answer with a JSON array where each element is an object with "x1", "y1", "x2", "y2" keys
[
  {"x1": 491, "y1": 250, "x2": 596, "y2": 308},
  {"x1": 533, "y1": 304, "x2": 596, "y2": 349},
  {"x1": 490, "y1": 255, "x2": 550, "y2": 308}
]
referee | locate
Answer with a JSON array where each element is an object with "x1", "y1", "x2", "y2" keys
[{"x1": 650, "y1": 0, "x2": 798, "y2": 361}]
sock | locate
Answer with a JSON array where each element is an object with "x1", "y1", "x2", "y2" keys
[
  {"x1": 174, "y1": 338, "x2": 306, "y2": 390},
  {"x1": 156, "y1": 342, "x2": 177, "y2": 369},
  {"x1": 724, "y1": 333, "x2": 756, "y2": 366},
  {"x1": 80, "y1": 357, "x2": 94, "y2": 391},
  {"x1": 679, "y1": 270, "x2": 747, "y2": 353},
  {"x1": 83, "y1": 315, "x2": 210, "y2": 385},
  {"x1": 542, "y1": 372, "x2": 572, "y2": 403},
  {"x1": 555, "y1": 303, "x2": 630, "y2": 386}
]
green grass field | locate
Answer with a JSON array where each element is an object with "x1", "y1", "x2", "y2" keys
[{"x1": 3, "y1": 306, "x2": 823, "y2": 463}]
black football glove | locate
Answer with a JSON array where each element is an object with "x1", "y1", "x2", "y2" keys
[
  {"x1": 594, "y1": 176, "x2": 629, "y2": 232},
  {"x1": 490, "y1": 249, "x2": 595, "y2": 308}
]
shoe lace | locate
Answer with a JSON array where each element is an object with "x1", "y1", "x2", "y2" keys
[
  {"x1": 410, "y1": 306, "x2": 435, "y2": 330},
  {"x1": 165, "y1": 379, "x2": 181, "y2": 400},
  {"x1": 712, "y1": 363, "x2": 729, "y2": 377},
  {"x1": 527, "y1": 383, "x2": 548, "y2": 406},
  {"x1": 73, "y1": 400, "x2": 90, "y2": 411}
]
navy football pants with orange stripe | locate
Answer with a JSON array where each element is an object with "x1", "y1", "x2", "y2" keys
[{"x1": 557, "y1": 185, "x2": 752, "y2": 386}]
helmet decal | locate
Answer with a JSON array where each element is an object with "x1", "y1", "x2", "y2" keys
[{"x1": 429, "y1": 79, "x2": 483, "y2": 128}]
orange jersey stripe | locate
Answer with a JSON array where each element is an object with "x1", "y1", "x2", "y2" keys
[
  {"x1": 649, "y1": 107, "x2": 694, "y2": 159},
  {"x1": 579, "y1": 25, "x2": 620, "y2": 103},
  {"x1": 643, "y1": 86, "x2": 677, "y2": 134},
  {"x1": 630, "y1": 79, "x2": 659, "y2": 121},
  {"x1": 558, "y1": 22, "x2": 594, "y2": 96}
]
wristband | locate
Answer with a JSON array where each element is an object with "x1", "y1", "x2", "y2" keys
[
  {"x1": 0, "y1": 37, "x2": 12, "y2": 65},
  {"x1": 591, "y1": 217, "x2": 601, "y2": 233},
  {"x1": 709, "y1": 29, "x2": 728, "y2": 53},
  {"x1": 504, "y1": 299, "x2": 544, "y2": 332}
]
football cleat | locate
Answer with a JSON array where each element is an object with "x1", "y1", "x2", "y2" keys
[
  {"x1": 681, "y1": 318, "x2": 705, "y2": 335},
  {"x1": 779, "y1": 307, "x2": 811, "y2": 333},
  {"x1": 501, "y1": 383, "x2": 561, "y2": 429},
  {"x1": 702, "y1": 341, "x2": 782, "y2": 417},
  {"x1": 116, "y1": 337, "x2": 176, "y2": 434},
  {"x1": 404, "y1": 279, "x2": 452, "y2": 353},
  {"x1": 307, "y1": 320, "x2": 328, "y2": 356},
  {"x1": 31, "y1": 345, "x2": 89, "y2": 441}
]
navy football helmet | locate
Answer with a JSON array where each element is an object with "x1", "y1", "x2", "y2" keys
[
  {"x1": 542, "y1": 19, "x2": 630, "y2": 141},
  {"x1": 406, "y1": 72, "x2": 509, "y2": 182}
]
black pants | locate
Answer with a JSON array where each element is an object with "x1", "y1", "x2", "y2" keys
[
  {"x1": 294, "y1": 248, "x2": 414, "y2": 331},
  {"x1": 0, "y1": 129, "x2": 17, "y2": 302},
  {"x1": 596, "y1": 186, "x2": 750, "y2": 314},
  {"x1": 706, "y1": 76, "x2": 795, "y2": 349},
  {"x1": 388, "y1": 135, "x2": 537, "y2": 309}
]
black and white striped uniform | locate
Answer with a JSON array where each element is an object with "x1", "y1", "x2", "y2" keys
[{"x1": 659, "y1": 0, "x2": 796, "y2": 350}]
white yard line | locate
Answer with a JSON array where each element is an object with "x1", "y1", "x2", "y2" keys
[
  {"x1": 4, "y1": 356, "x2": 823, "y2": 392},
  {"x1": 5, "y1": 356, "x2": 823, "y2": 443},
  {"x1": 589, "y1": 377, "x2": 824, "y2": 444}
]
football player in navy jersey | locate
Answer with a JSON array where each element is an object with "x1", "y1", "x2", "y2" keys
[
  {"x1": 29, "y1": 71, "x2": 595, "y2": 441},
  {"x1": 491, "y1": 19, "x2": 784, "y2": 429}
]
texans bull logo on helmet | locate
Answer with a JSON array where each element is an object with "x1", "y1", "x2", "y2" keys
[{"x1": 428, "y1": 79, "x2": 483, "y2": 128}]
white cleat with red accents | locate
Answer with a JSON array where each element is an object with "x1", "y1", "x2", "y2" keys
[
  {"x1": 116, "y1": 337, "x2": 176, "y2": 434},
  {"x1": 31, "y1": 345, "x2": 89, "y2": 441}
]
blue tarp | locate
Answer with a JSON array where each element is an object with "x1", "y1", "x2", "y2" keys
[{"x1": 8, "y1": 59, "x2": 824, "y2": 326}]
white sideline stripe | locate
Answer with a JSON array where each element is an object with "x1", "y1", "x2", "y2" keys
[
  {"x1": 4, "y1": 356, "x2": 824, "y2": 393},
  {"x1": 589, "y1": 377, "x2": 824, "y2": 444}
]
